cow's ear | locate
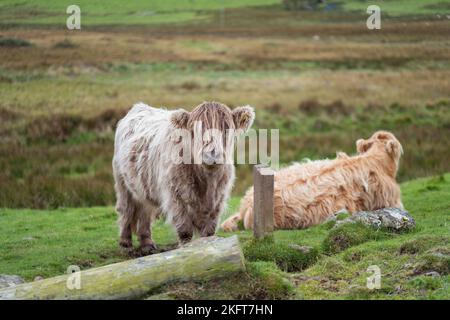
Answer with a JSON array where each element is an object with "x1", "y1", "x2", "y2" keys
[
  {"x1": 171, "y1": 109, "x2": 190, "y2": 129},
  {"x1": 386, "y1": 140, "x2": 403, "y2": 159},
  {"x1": 356, "y1": 139, "x2": 372, "y2": 154},
  {"x1": 232, "y1": 105, "x2": 255, "y2": 132},
  {"x1": 356, "y1": 139, "x2": 365, "y2": 153}
]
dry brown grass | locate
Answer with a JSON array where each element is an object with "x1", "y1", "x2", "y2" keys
[
  {"x1": 1, "y1": 18, "x2": 448, "y2": 117},
  {"x1": 1, "y1": 21, "x2": 449, "y2": 69},
  {"x1": 1, "y1": 66, "x2": 448, "y2": 118}
]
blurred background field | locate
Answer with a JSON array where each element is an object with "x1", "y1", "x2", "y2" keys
[{"x1": 0, "y1": 0, "x2": 449, "y2": 208}]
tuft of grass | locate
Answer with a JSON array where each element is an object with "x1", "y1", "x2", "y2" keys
[
  {"x1": 245, "y1": 261, "x2": 294, "y2": 299},
  {"x1": 408, "y1": 276, "x2": 442, "y2": 291},
  {"x1": 414, "y1": 247, "x2": 450, "y2": 276},
  {"x1": 53, "y1": 39, "x2": 78, "y2": 49},
  {"x1": 0, "y1": 37, "x2": 32, "y2": 47},
  {"x1": 145, "y1": 261, "x2": 293, "y2": 300},
  {"x1": 399, "y1": 235, "x2": 449, "y2": 255},
  {"x1": 322, "y1": 223, "x2": 392, "y2": 254},
  {"x1": 243, "y1": 236, "x2": 319, "y2": 272}
]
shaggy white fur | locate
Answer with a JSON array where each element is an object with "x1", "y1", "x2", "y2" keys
[{"x1": 113, "y1": 102, "x2": 254, "y2": 251}]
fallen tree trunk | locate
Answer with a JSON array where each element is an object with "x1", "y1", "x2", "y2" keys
[{"x1": 0, "y1": 236, "x2": 244, "y2": 300}]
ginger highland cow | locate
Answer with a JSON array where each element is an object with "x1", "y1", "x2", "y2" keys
[
  {"x1": 113, "y1": 102, "x2": 254, "y2": 252},
  {"x1": 221, "y1": 131, "x2": 404, "y2": 231}
]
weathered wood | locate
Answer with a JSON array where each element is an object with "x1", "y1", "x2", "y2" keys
[
  {"x1": 253, "y1": 164, "x2": 275, "y2": 239},
  {"x1": 0, "y1": 236, "x2": 244, "y2": 300}
]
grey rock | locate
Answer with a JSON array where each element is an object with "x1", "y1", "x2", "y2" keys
[
  {"x1": 431, "y1": 252, "x2": 448, "y2": 259},
  {"x1": 288, "y1": 244, "x2": 313, "y2": 254},
  {"x1": 334, "y1": 207, "x2": 415, "y2": 231},
  {"x1": 0, "y1": 274, "x2": 25, "y2": 289},
  {"x1": 424, "y1": 271, "x2": 440, "y2": 277}
]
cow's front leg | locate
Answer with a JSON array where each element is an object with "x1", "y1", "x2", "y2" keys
[
  {"x1": 170, "y1": 201, "x2": 194, "y2": 245},
  {"x1": 136, "y1": 208, "x2": 157, "y2": 255},
  {"x1": 197, "y1": 209, "x2": 220, "y2": 238},
  {"x1": 176, "y1": 224, "x2": 194, "y2": 244},
  {"x1": 114, "y1": 177, "x2": 137, "y2": 253},
  {"x1": 199, "y1": 220, "x2": 218, "y2": 237}
]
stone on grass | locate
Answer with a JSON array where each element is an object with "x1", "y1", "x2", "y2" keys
[
  {"x1": 424, "y1": 271, "x2": 441, "y2": 277},
  {"x1": 288, "y1": 244, "x2": 313, "y2": 254},
  {"x1": 334, "y1": 207, "x2": 415, "y2": 231},
  {"x1": 0, "y1": 275, "x2": 24, "y2": 289}
]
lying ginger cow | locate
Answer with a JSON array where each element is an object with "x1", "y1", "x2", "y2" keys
[{"x1": 221, "y1": 131, "x2": 404, "y2": 231}]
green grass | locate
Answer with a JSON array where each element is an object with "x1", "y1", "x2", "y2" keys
[
  {"x1": 294, "y1": 173, "x2": 450, "y2": 299},
  {"x1": 1, "y1": 0, "x2": 446, "y2": 27},
  {"x1": 339, "y1": 0, "x2": 450, "y2": 17},
  {"x1": 0, "y1": 207, "x2": 176, "y2": 280},
  {"x1": 0, "y1": 0, "x2": 280, "y2": 26},
  {"x1": 322, "y1": 222, "x2": 394, "y2": 254},
  {"x1": 1, "y1": 173, "x2": 449, "y2": 299},
  {"x1": 243, "y1": 236, "x2": 319, "y2": 272},
  {"x1": 0, "y1": 37, "x2": 32, "y2": 47}
]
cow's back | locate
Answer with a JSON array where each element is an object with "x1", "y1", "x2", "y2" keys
[
  {"x1": 113, "y1": 103, "x2": 174, "y2": 204},
  {"x1": 114, "y1": 103, "x2": 169, "y2": 153}
]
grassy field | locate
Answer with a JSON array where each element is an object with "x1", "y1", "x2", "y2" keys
[
  {"x1": 0, "y1": 0, "x2": 448, "y2": 27},
  {"x1": 341, "y1": 0, "x2": 450, "y2": 16},
  {"x1": 0, "y1": 0, "x2": 281, "y2": 26},
  {"x1": 0, "y1": 173, "x2": 448, "y2": 299}
]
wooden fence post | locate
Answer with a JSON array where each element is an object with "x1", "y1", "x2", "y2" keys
[{"x1": 253, "y1": 164, "x2": 275, "y2": 239}]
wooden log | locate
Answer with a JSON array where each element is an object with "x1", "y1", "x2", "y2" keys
[
  {"x1": 253, "y1": 164, "x2": 275, "y2": 239},
  {"x1": 0, "y1": 236, "x2": 244, "y2": 300}
]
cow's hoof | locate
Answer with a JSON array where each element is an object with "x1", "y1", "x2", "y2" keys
[
  {"x1": 139, "y1": 243, "x2": 157, "y2": 256},
  {"x1": 120, "y1": 248, "x2": 134, "y2": 256},
  {"x1": 119, "y1": 241, "x2": 133, "y2": 255},
  {"x1": 177, "y1": 232, "x2": 193, "y2": 246}
]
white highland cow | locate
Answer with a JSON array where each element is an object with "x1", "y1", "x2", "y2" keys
[{"x1": 113, "y1": 101, "x2": 254, "y2": 253}]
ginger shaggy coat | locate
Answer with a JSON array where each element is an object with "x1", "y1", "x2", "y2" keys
[{"x1": 221, "y1": 131, "x2": 404, "y2": 231}]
